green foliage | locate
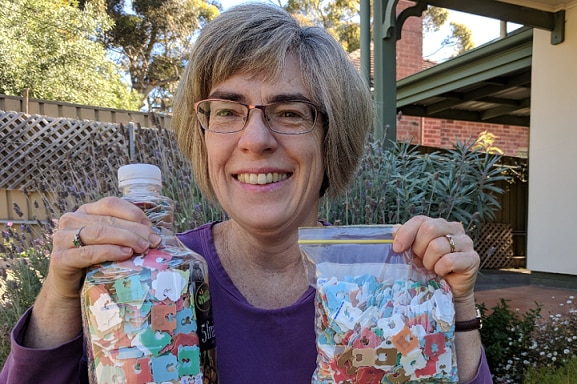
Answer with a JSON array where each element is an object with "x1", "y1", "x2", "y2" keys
[
  {"x1": 423, "y1": 6, "x2": 474, "y2": 60},
  {"x1": 524, "y1": 357, "x2": 577, "y2": 384},
  {"x1": 0, "y1": 129, "x2": 513, "y2": 367},
  {"x1": 0, "y1": 223, "x2": 52, "y2": 362},
  {"x1": 478, "y1": 299, "x2": 542, "y2": 382},
  {"x1": 479, "y1": 297, "x2": 577, "y2": 383},
  {"x1": 285, "y1": 0, "x2": 361, "y2": 52},
  {"x1": 449, "y1": 22, "x2": 474, "y2": 55},
  {"x1": 320, "y1": 138, "x2": 509, "y2": 239},
  {"x1": 83, "y1": 0, "x2": 220, "y2": 110},
  {"x1": 527, "y1": 302, "x2": 577, "y2": 373},
  {"x1": 423, "y1": 6, "x2": 449, "y2": 33},
  {"x1": 473, "y1": 130, "x2": 505, "y2": 155},
  {"x1": 0, "y1": 0, "x2": 141, "y2": 110}
]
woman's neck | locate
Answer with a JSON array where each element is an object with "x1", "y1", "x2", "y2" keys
[{"x1": 213, "y1": 220, "x2": 312, "y2": 309}]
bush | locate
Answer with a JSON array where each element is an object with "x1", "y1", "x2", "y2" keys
[
  {"x1": 479, "y1": 297, "x2": 577, "y2": 383},
  {"x1": 0, "y1": 222, "x2": 52, "y2": 361},
  {"x1": 478, "y1": 299, "x2": 542, "y2": 382},
  {"x1": 1, "y1": 129, "x2": 511, "y2": 367},
  {"x1": 321, "y1": 138, "x2": 509, "y2": 240},
  {"x1": 524, "y1": 356, "x2": 577, "y2": 384}
]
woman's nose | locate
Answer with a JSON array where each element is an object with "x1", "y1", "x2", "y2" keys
[
  {"x1": 238, "y1": 108, "x2": 278, "y2": 151},
  {"x1": 245, "y1": 107, "x2": 269, "y2": 130}
]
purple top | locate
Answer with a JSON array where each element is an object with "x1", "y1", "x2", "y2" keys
[
  {"x1": 178, "y1": 222, "x2": 318, "y2": 383},
  {"x1": 0, "y1": 221, "x2": 493, "y2": 383}
]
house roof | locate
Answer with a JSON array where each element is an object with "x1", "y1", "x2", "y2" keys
[
  {"x1": 361, "y1": 0, "x2": 566, "y2": 132},
  {"x1": 397, "y1": 28, "x2": 533, "y2": 126}
]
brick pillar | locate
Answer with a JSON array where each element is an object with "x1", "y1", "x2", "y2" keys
[
  {"x1": 397, "y1": 0, "x2": 424, "y2": 80},
  {"x1": 396, "y1": 0, "x2": 424, "y2": 142}
]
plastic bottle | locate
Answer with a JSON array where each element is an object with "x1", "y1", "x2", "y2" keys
[{"x1": 81, "y1": 163, "x2": 217, "y2": 384}]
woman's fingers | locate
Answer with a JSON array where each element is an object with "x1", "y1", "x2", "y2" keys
[
  {"x1": 393, "y1": 215, "x2": 480, "y2": 302},
  {"x1": 62, "y1": 223, "x2": 158, "y2": 254},
  {"x1": 394, "y1": 216, "x2": 465, "y2": 254},
  {"x1": 47, "y1": 243, "x2": 134, "y2": 298},
  {"x1": 72, "y1": 196, "x2": 151, "y2": 226},
  {"x1": 426, "y1": 245, "x2": 480, "y2": 300},
  {"x1": 56, "y1": 197, "x2": 160, "y2": 250},
  {"x1": 47, "y1": 196, "x2": 161, "y2": 298},
  {"x1": 417, "y1": 232, "x2": 473, "y2": 271}
]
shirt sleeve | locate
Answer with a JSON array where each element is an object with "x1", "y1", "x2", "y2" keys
[
  {"x1": 462, "y1": 346, "x2": 493, "y2": 384},
  {"x1": 0, "y1": 307, "x2": 86, "y2": 384}
]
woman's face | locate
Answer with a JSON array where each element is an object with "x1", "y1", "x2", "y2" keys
[{"x1": 204, "y1": 56, "x2": 325, "y2": 233}]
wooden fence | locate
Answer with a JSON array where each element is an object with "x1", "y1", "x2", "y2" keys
[
  {"x1": 0, "y1": 104, "x2": 529, "y2": 269},
  {"x1": 0, "y1": 93, "x2": 170, "y2": 128},
  {"x1": 0, "y1": 106, "x2": 175, "y2": 227}
]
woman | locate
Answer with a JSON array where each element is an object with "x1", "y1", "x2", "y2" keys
[{"x1": 0, "y1": 4, "x2": 491, "y2": 383}]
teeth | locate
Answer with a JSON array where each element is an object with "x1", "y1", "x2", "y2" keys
[{"x1": 238, "y1": 173, "x2": 288, "y2": 185}]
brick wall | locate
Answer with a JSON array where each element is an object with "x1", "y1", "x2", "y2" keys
[
  {"x1": 421, "y1": 119, "x2": 529, "y2": 157},
  {"x1": 394, "y1": 1, "x2": 529, "y2": 157},
  {"x1": 397, "y1": 0, "x2": 424, "y2": 80}
]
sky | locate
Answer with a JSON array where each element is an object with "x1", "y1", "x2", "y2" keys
[
  {"x1": 423, "y1": 10, "x2": 522, "y2": 62},
  {"x1": 217, "y1": 0, "x2": 522, "y2": 62}
]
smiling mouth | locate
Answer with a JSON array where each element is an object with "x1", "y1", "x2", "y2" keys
[{"x1": 236, "y1": 172, "x2": 290, "y2": 185}]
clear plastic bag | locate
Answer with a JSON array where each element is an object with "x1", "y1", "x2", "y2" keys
[{"x1": 299, "y1": 225, "x2": 458, "y2": 383}]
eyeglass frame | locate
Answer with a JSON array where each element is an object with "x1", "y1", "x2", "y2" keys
[{"x1": 193, "y1": 98, "x2": 322, "y2": 135}]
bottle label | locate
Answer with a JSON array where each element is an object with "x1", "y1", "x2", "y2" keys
[
  {"x1": 195, "y1": 281, "x2": 217, "y2": 350},
  {"x1": 194, "y1": 279, "x2": 218, "y2": 383}
]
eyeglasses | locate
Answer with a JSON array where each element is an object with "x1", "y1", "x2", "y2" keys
[{"x1": 194, "y1": 99, "x2": 320, "y2": 135}]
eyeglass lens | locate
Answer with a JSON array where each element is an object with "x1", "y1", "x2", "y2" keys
[{"x1": 196, "y1": 100, "x2": 317, "y2": 134}]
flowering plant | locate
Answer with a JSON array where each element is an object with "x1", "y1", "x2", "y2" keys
[{"x1": 479, "y1": 297, "x2": 577, "y2": 382}]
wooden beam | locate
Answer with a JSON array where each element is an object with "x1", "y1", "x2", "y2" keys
[{"x1": 416, "y1": 0, "x2": 565, "y2": 44}]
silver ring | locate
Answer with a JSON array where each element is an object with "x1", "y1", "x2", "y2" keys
[
  {"x1": 73, "y1": 227, "x2": 85, "y2": 248},
  {"x1": 445, "y1": 233, "x2": 456, "y2": 253}
]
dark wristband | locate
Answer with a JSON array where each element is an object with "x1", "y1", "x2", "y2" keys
[{"x1": 455, "y1": 307, "x2": 482, "y2": 332}]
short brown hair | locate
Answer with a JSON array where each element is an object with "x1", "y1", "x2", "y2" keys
[{"x1": 172, "y1": 3, "x2": 373, "y2": 204}]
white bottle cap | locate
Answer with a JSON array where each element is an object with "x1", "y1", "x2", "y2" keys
[{"x1": 118, "y1": 164, "x2": 162, "y2": 188}]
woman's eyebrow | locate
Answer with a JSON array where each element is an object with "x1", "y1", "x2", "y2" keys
[
  {"x1": 206, "y1": 91, "x2": 312, "y2": 104},
  {"x1": 207, "y1": 91, "x2": 244, "y2": 101},
  {"x1": 269, "y1": 93, "x2": 312, "y2": 103}
]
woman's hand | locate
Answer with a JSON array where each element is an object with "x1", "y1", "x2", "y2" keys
[
  {"x1": 24, "y1": 196, "x2": 162, "y2": 349},
  {"x1": 393, "y1": 215, "x2": 480, "y2": 304},
  {"x1": 393, "y1": 216, "x2": 484, "y2": 381},
  {"x1": 46, "y1": 196, "x2": 161, "y2": 301}
]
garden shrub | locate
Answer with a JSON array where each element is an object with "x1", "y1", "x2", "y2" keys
[
  {"x1": 1, "y1": 129, "x2": 518, "y2": 371},
  {"x1": 524, "y1": 356, "x2": 577, "y2": 384},
  {"x1": 479, "y1": 296, "x2": 577, "y2": 383}
]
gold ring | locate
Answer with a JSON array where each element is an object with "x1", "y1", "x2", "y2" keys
[
  {"x1": 445, "y1": 234, "x2": 456, "y2": 253},
  {"x1": 73, "y1": 227, "x2": 85, "y2": 248}
]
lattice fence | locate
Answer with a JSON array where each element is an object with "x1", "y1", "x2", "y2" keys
[
  {"x1": 1, "y1": 110, "x2": 525, "y2": 270},
  {"x1": 0, "y1": 110, "x2": 174, "y2": 191},
  {"x1": 1, "y1": 111, "x2": 124, "y2": 190},
  {"x1": 476, "y1": 223, "x2": 514, "y2": 269}
]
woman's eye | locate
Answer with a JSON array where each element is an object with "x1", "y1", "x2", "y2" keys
[
  {"x1": 280, "y1": 111, "x2": 299, "y2": 118},
  {"x1": 276, "y1": 108, "x2": 307, "y2": 119},
  {"x1": 214, "y1": 109, "x2": 234, "y2": 117}
]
